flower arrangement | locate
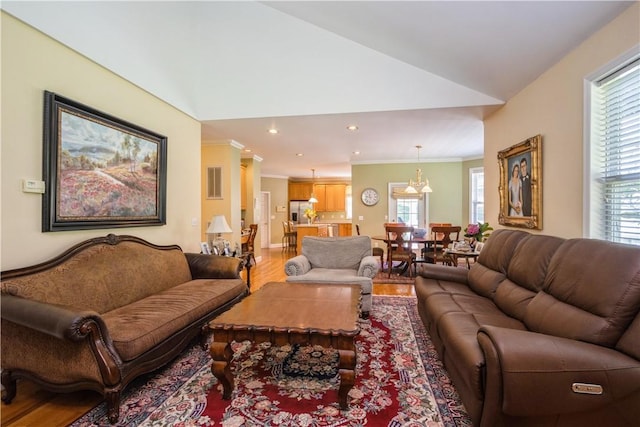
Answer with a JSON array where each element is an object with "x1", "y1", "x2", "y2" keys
[
  {"x1": 304, "y1": 208, "x2": 317, "y2": 222},
  {"x1": 464, "y1": 222, "x2": 493, "y2": 242}
]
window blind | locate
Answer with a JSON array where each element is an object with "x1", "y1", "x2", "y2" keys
[{"x1": 593, "y1": 59, "x2": 640, "y2": 245}]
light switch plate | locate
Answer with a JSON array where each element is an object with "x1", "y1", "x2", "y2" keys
[{"x1": 22, "y1": 179, "x2": 45, "y2": 194}]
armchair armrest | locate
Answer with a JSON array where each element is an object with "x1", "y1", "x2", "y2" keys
[
  {"x1": 284, "y1": 255, "x2": 311, "y2": 276},
  {"x1": 477, "y1": 325, "x2": 640, "y2": 419},
  {"x1": 186, "y1": 253, "x2": 243, "y2": 279},
  {"x1": 417, "y1": 263, "x2": 469, "y2": 284},
  {"x1": 357, "y1": 255, "x2": 379, "y2": 278}
]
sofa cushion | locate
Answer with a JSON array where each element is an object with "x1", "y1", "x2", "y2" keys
[
  {"x1": 1, "y1": 242, "x2": 193, "y2": 314},
  {"x1": 467, "y1": 229, "x2": 528, "y2": 298},
  {"x1": 493, "y1": 234, "x2": 564, "y2": 321},
  {"x1": 302, "y1": 236, "x2": 372, "y2": 270},
  {"x1": 103, "y1": 278, "x2": 247, "y2": 361},
  {"x1": 524, "y1": 239, "x2": 640, "y2": 347}
]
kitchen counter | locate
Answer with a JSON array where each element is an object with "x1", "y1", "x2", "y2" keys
[{"x1": 295, "y1": 224, "x2": 328, "y2": 253}]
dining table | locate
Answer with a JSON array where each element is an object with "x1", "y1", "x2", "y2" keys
[{"x1": 371, "y1": 235, "x2": 436, "y2": 275}]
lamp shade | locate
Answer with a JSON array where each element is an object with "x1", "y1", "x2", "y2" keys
[{"x1": 206, "y1": 215, "x2": 232, "y2": 234}]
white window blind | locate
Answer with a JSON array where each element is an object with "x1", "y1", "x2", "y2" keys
[{"x1": 592, "y1": 58, "x2": 640, "y2": 245}]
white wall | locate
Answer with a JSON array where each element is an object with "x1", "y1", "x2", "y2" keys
[
  {"x1": 1, "y1": 13, "x2": 202, "y2": 270},
  {"x1": 484, "y1": 3, "x2": 639, "y2": 238}
]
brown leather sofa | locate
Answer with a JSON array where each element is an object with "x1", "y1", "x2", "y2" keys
[
  {"x1": 415, "y1": 229, "x2": 640, "y2": 427},
  {"x1": 1, "y1": 234, "x2": 249, "y2": 424}
]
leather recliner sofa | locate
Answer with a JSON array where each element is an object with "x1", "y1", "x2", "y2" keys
[{"x1": 415, "y1": 229, "x2": 640, "y2": 426}]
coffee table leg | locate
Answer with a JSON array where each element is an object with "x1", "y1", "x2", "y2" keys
[
  {"x1": 210, "y1": 341, "x2": 234, "y2": 399},
  {"x1": 337, "y1": 346, "x2": 357, "y2": 409}
]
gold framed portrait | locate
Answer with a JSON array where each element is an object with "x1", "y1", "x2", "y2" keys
[{"x1": 498, "y1": 135, "x2": 542, "y2": 229}]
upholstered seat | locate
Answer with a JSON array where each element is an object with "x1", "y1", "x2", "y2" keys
[{"x1": 284, "y1": 236, "x2": 379, "y2": 317}]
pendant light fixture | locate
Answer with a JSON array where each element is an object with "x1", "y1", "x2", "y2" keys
[
  {"x1": 405, "y1": 145, "x2": 433, "y2": 194},
  {"x1": 308, "y1": 168, "x2": 318, "y2": 203}
]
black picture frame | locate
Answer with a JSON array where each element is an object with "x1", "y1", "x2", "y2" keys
[{"x1": 42, "y1": 91, "x2": 167, "y2": 231}]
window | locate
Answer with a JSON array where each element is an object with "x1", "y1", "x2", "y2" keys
[
  {"x1": 388, "y1": 182, "x2": 428, "y2": 227},
  {"x1": 588, "y1": 56, "x2": 640, "y2": 245},
  {"x1": 470, "y1": 167, "x2": 484, "y2": 223}
]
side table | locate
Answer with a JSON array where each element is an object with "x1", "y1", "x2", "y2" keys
[{"x1": 443, "y1": 249, "x2": 479, "y2": 269}]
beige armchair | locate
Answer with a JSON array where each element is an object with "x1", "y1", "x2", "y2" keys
[{"x1": 284, "y1": 236, "x2": 379, "y2": 317}]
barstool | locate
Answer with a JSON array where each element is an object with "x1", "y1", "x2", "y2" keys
[{"x1": 282, "y1": 221, "x2": 297, "y2": 251}]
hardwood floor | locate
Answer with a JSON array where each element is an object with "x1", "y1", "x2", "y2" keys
[{"x1": 1, "y1": 247, "x2": 415, "y2": 426}]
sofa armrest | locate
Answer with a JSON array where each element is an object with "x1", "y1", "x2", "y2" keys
[
  {"x1": 357, "y1": 255, "x2": 380, "y2": 278},
  {"x1": 1, "y1": 294, "x2": 108, "y2": 341},
  {"x1": 284, "y1": 255, "x2": 311, "y2": 276},
  {"x1": 2, "y1": 294, "x2": 123, "y2": 386},
  {"x1": 477, "y1": 325, "x2": 640, "y2": 419},
  {"x1": 186, "y1": 253, "x2": 243, "y2": 279},
  {"x1": 418, "y1": 263, "x2": 469, "y2": 284}
]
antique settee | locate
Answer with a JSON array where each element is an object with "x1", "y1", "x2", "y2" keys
[
  {"x1": 284, "y1": 235, "x2": 379, "y2": 317},
  {"x1": 1, "y1": 234, "x2": 249, "y2": 424},
  {"x1": 415, "y1": 229, "x2": 640, "y2": 427}
]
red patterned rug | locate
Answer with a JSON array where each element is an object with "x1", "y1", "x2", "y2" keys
[{"x1": 71, "y1": 296, "x2": 471, "y2": 426}]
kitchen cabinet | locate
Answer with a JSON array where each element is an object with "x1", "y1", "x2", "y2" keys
[
  {"x1": 295, "y1": 224, "x2": 328, "y2": 253},
  {"x1": 288, "y1": 182, "x2": 313, "y2": 201},
  {"x1": 314, "y1": 184, "x2": 346, "y2": 212},
  {"x1": 338, "y1": 223, "x2": 352, "y2": 236}
]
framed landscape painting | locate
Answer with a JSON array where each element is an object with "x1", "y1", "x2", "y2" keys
[
  {"x1": 42, "y1": 91, "x2": 167, "y2": 231},
  {"x1": 498, "y1": 134, "x2": 542, "y2": 230}
]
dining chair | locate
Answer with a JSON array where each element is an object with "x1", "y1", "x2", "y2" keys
[
  {"x1": 428, "y1": 222, "x2": 452, "y2": 241},
  {"x1": 385, "y1": 225, "x2": 415, "y2": 277},
  {"x1": 244, "y1": 224, "x2": 258, "y2": 264},
  {"x1": 424, "y1": 225, "x2": 461, "y2": 265}
]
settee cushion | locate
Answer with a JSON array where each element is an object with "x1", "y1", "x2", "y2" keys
[
  {"x1": 103, "y1": 278, "x2": 247, "y2": 361},
  {"x1": 524, "y1": 238, "x2": 640, "y2": 347},
  {"x1": 1, "y1": 242, "x2": 193, "y2": 314}
]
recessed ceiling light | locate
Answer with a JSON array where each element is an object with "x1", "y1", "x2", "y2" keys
[
  {"x1": 353, "y1": 151, "x2": 360, "y2": 155},
  {"x1": 347, "y1": 125, "x2": 359, "y2": 131},
  {"x1": 268, "y1": 128, "x2": 279, "y2": 134},
  {"x1": 244, "y1": 148, "x2": 252, "y2": 153},
  {"x1": 296, "y1": 153, "x2": 303, "y2": 157}
]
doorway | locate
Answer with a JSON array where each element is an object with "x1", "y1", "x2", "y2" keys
[{"x1": 260, "y1": 191, "x2": 270, "y2": 248}]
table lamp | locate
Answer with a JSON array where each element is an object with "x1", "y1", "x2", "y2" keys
[{"x1": 206, "y1": 214, "x2": 232, "y2": 254}]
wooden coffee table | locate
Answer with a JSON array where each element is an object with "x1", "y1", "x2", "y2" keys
[{"x1": 208, "y1": 281, "x2": 361, "y2": 409}]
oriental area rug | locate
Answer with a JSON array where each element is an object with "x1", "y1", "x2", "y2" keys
[{"x1": 71, "y1": 296, "x2": 471, "y2": 427}]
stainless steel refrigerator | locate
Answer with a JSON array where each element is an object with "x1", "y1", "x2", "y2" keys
[{"x1": 290, "y1": 201, "x2": 313, "y2": 224}]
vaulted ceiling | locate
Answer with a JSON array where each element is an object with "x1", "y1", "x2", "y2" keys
[{"x1": 3, "y1": 1, "x2": 634, "y2": 178}]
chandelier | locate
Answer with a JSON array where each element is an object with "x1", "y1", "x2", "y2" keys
[
  {"x1": 308, "y1": 168, "x2": 318, "y2": 203},
  {"x1": 405, "y1": 145, "x2": 433, "y2": 194}
]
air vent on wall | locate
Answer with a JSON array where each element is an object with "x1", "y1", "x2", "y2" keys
[{"x1": 207, "y1": 166, "x2": 222, "y2": 199}]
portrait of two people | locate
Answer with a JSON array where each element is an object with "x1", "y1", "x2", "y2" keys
[{"x1": 508, "y1": 153, "x2": 532, "y2": 217}]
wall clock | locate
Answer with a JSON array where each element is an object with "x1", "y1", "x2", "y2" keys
[{"x1": 361, "y1": 188, "x2": 379, "y2": 206}]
